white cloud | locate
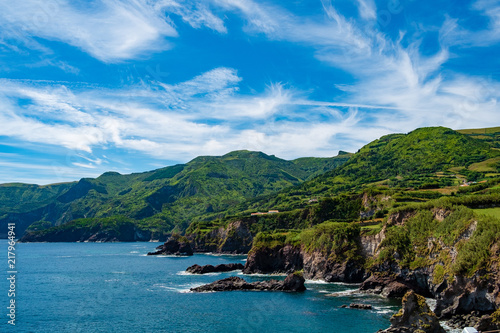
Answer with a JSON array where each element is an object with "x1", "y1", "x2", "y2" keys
[
  {"x1": 356, "y1": 0, "x2": 377, "y2": 20},
  {"x1": 0, "y1": 0, "x2": 178, "y2": 62}
]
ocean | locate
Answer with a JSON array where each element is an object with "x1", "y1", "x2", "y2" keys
[{"x1": 1, "y1": 240, "x2": 400, "y2": 332}]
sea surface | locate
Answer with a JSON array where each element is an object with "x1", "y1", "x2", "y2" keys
[{"x1": 1, "y1": 240, "x2": 401, "y2": 332}]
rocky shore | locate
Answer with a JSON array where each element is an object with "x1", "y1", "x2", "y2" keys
[
  {"x1": 378, "y1": 290, "x2": 445, "y2": 333},
  {"x1": 186, "y1": 263, "x2": 244, "y2": 274},
  {"x1": 147, "y1": 235, "x2": 193, "y2": 256},
  {"x1": 190, "y1": 272, "x2": 306, "y2": 292}
]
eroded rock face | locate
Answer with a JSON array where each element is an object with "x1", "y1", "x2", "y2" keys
[
  {"x1": 302, "y1": 253, "x2": 367, "y2": 283},
  {"x1": 243, "y1": 245, "x2": 303, "y2": 274},
  {"x1": 243, "y1": 244, "x2": 367, "y2": 283},
  {"x1": 190, "y1": 273, "x2": 306, "y2": 292},
  {"x1": 381, "y1": 291, "x2": 445, "y2": 333},
  {"x1": 147, "y1": 235, "x2": 193, "y2": 256},
  {"x1": 186, "y1": 263, "x2": 244, "y2": 274},
  {"x1": 359, "y1": 275, "x2": 413, "y2": 298},
  {"x1": 434, "y1": 272, "x2": 499, "y2": 318},
  {"x1": 189, "y1": 220, "x2": 253, "y2": 254}
]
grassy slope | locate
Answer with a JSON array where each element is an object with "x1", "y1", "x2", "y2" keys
[
  {"x1": 458, "y1": 126, "x2": 500, "y2": 148},
  {"x1": 233, "y1": 127, "x2": 499, "y2": 213}
]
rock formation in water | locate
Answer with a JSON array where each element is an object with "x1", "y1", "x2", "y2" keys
[
  {"x1": 188, "y1": 220, "x2": 254, "y2": 254},
  {"x1": 379, "y1": 290, "x2": 445, "y2": 333},
  {"x1": 190, "y1": 272, "x2": 306, "y2": 292},
  {"x1": 147, "y1": 235, "x2": 193, "y2": 256},
  {"x1": 186, "y1": 263, "x2": 244, "y2": 274}
]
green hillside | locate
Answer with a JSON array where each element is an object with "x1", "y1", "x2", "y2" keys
[
  {"x1": 14, "y1": 126, "x2": 500, "y2": 242},
  {"x1": 458, "y1": 126, "x2": 500, "y2": 148},
  {"x1": 2, "y1": 150, "x2": 349, "y2": 238},
  {"x1": 238, "y1": 127, "x2": 499, "y2": 212}
]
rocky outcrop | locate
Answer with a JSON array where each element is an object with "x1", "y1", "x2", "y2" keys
[
  {"x1": 349, "y1": 303, "x2": 372, "y2": 310},
  {"x1": 147, "y1": 235, "x2": 193, "y2": 256},
  {"x1": 386, "y1": 210, "x2": 417, "y2": 226},
  {"x1": 243, "y1": 245, "x2": 303, "y2": 274},
  {"x1": 189, "y1": 220, "x2": 254, "y2": 254},
  {"x1": 186, "y1": 263, "x2": 244, "y2": 274},
  {"x1": 302, "y1": 253, "x2": 367, "y2": 283},
  {"x1": 433, "y1": 271, "x2": 500, "y2": 318},
  {"x1": 380, "y1": 291, "x2": 445, "y2": 333},
  {"x1": 360, "y1": 275, "x2": 414, "y2": 298},
  {"x1": 190, "y1": 272, "x2": 306, "y2": 292},
  {"x1": 243, "y1": 244, "x2": 366, "y2": 282}
]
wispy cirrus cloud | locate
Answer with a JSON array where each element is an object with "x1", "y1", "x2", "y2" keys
[{"x1": 0, "y1": 0, "x2": 178, "y2": 63}]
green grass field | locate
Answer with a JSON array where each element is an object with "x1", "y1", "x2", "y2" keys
[
  {"x1": 473, "y1": 207, "x2": 500, "y2": 219},
  {"x1": 458, "y1": 127, "x2": 500, "y2": 135}
]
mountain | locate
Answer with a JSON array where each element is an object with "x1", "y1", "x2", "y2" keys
[
  {"x1": 1, "y1": 150, "x2": 350, "y2": 238},
  {"x1": 235, "y1": 127, "x2": 500, "y2": 213},
  {"x1": 14, "y1": 126, "x2": 500, "y2": 242}
]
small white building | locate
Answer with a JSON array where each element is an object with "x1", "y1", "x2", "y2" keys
[{"x1": 463, "y1": 328, "x2": 478, "y2": 333}]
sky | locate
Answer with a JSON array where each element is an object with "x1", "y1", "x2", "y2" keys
[{"x1": 0, "y1": 0, "x2": 499, "y2": 184}]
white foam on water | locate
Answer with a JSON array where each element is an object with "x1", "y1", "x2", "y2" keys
[
  {"x1": 239, "y1": 272, "x2": 287, "y2": 277},
  {"x1": 325, "y1": 289, "x2": 360, "y2": 297},
  {"x1": 176, "y1": 270, "x2": 242, "y2": 276},
  {"x1": 153, "y1": 283, "x2": 205, "y2": 293},
  {"x1": 305, "y1": 279, "x2": 331, "y2": 284},
  {"x1": 111, "y1": 271, "x2": 126, "y2": 274},
  {"x1": 373, "y1": 306, "x2": 396, "y2": 315},
  {"x1": 129, "y1": 251, "x2": 139, "y2": 254}
]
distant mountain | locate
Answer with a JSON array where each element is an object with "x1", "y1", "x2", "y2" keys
[
  {"x1": 236, "y1": 127, "x2": 500, "y2": 212},
  {"x1": 13, "y1": 126, "x2": 500, "y2": 242},
  {"x1": 1, "y1": 150, "x2": 350, "y2": 238}
]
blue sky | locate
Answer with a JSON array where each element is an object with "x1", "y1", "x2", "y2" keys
[{"x1": 0, "y1": 0, "x2": 499, "y2": 184}]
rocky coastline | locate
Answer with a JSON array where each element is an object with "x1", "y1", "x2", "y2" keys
[
  {"x1": 186, "y1": 263, "x2": 244, "y2": 274},
  {"x1": 190, "y1": 272, "x2": 306, "y2": 293},
  {"x1": 147, "y1": 235, "x2": 193, "y2": 256}
]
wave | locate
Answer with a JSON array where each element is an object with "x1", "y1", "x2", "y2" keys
[
  {"x1": 325, "y1": 289, "x2": 360, "y2": 297},
  {"x1": 177, "y1": 270, "x2": 242, "y2": 276},
  {"x1": 373, "y1": 305, "x2": 397, "y2": 315},
  {"x1": 152, "y1": 282, "x2": 204, "y2": 293},
  {"x1": 239, "y1": 272, "x2": 287, "y2": 277}
]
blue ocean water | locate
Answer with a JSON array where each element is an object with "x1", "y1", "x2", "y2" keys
[{"x1": 1, "y1": 240, "x2": 400, "y2": 332}]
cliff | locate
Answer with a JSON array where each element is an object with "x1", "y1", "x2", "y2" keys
[
  {"x1": 379, "y1": 290, "x2": 445, "y2": 333},
  {"x1": 242, "y1": 204, "x2": 500, "y2": 322},
  {"x1": 188, "y1": 220, "x2": 254, "y2": 254}
]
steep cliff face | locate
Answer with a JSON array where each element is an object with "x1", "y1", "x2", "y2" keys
[
  {"x1": 243, "y1": 245, "x2": 303, "y2": 274},
  {"x1": 243, "y1": 206, "x2": 500, "y2": 319},
  {"x1": 189, "y1": 220, "x2": 254, "y2": 254},
  {"x1": 302, "y1": 252, "x2": 367, "y2": 282},
  {"x1": 244, "y1": 244, "x2": 367, "y2": 282}
]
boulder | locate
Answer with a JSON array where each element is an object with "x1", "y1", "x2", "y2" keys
[
  {"x1": 381, "y1": 290, "x2": 445, "y2": 333},
  {"x1": 349, "y1": 303, "x2": 372, "y2": 310},
  {"x1": 359, "y1": 275, "x2": 413, "y2": 298},
  {"x1": 186, "y1": 263, "x2": 244, "y2": 274},
  {"x1": 147, "y1": 235, "x2": 193, "y2": 256},
  {"x1": 190, "y1": 272, "x2": 306, "y2": 292}
]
